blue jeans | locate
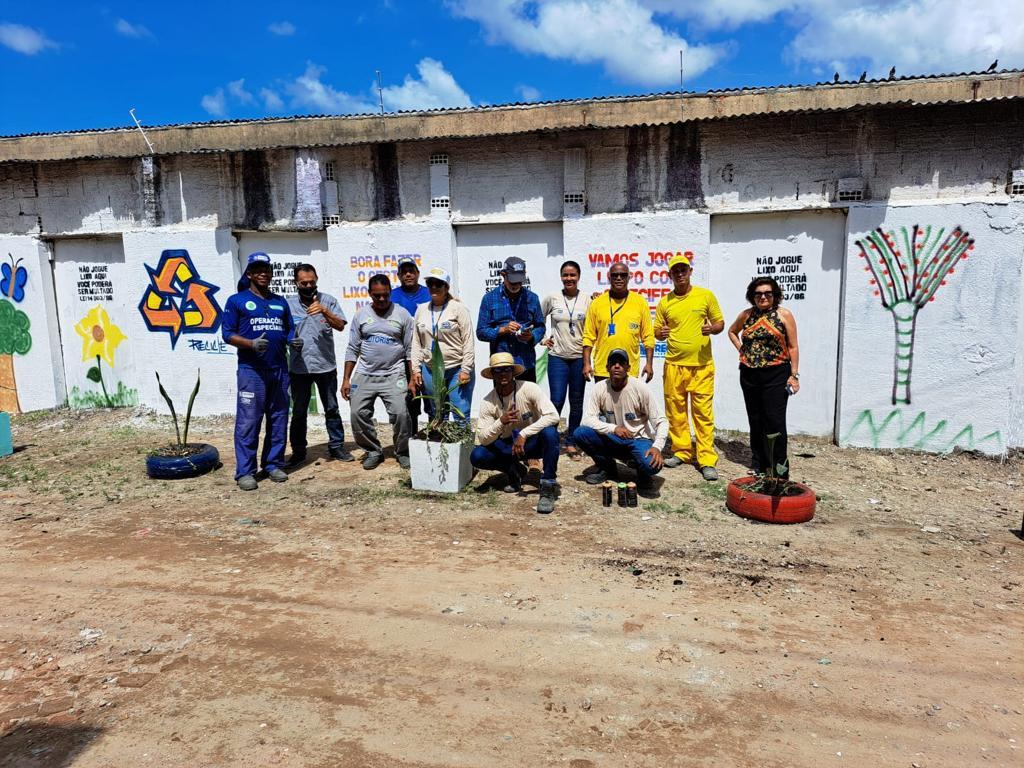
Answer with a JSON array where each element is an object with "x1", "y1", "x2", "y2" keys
[
  {"x1": 420, "y1": 364, "x2": 474, "y2": 424},
  {"x1": 470, "y1": 426, "x2": 560, "y2": 481},
  {"x1": 290, "y1": 370, "x2": 345, "y2": 455},
  {"x1": 572, "y1": 426, "x2": 661, "y2": 478},
  {"x1": 547, "y1": 355, "x2": 585, "y2": 446},
  {"x1": 234, "y1": 365, "x2": 290, "y2": 479}
]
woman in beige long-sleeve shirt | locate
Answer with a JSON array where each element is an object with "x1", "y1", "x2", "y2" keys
[{"x1": 409, "y1": 267, "x2": 475, "y2": 423}]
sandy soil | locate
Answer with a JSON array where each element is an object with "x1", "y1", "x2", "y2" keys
[{"x1": 0, "y1": 409, "x2": 1020, "y2": 768}]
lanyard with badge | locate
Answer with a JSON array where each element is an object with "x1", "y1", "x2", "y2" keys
[
  {"x1": 607, "y1": 295, "x2": 627, "y2": 336},
  {"x1": 430, "y1": 300, "x2": 449, "y2": 339},
  {"x1": 562, "y1": 293, "x2": 580, "y2": 337}
]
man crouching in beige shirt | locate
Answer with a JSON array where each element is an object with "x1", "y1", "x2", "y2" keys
[
  {"x1": 573, "y1": 347, "x2": 667, "y2": 498},
  {"x1": 472, "y1": 352, "x2": 561, "y2": 514}
]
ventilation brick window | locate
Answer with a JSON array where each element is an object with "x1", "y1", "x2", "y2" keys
[
  {"x1": 324, "y1": 214, "x2": 341, "y2": 226},
  {"x1": 1010, "y1": 182, "x2": 1024, "y2": 196},
  {"x1": 564, "y1": 193, "x2": 585, "y2": 205},
  {"x1": 429, "y1": 153, "x2": 449, "y2": 165},
  {"x1": 323, "y1": 161, "x2": 336, "y2": 181},
  {"x1": 430, "y1": 196, "x2": 450, "y2": 209},
  {"x1": 837, "y1": 189, "x2": 864, "y2": 202}
]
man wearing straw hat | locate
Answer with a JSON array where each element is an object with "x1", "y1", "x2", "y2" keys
[{"x1": 471, "y1": 352, "x2": 561, "y2": 514}]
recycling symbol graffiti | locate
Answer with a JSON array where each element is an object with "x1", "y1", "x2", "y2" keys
[{"x1": 138, "y1": 249, "x2": 222, "y2": 348}]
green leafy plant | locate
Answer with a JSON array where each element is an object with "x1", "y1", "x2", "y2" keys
[
  {"x1": 414, "y1": 341, "x2": 473, "y2": 445},
  {"x1": 150, "y1": 369, "x2": 202, "y2": 456},
  {"x1": 747, "y1": 432, "x2": 802, "y2": 496}
]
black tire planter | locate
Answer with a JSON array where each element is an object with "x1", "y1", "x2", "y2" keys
[{"x1": 146, "y1": 443, "x2": 221, "y2": 480}]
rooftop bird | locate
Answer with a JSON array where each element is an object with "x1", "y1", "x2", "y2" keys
[
  {"x1": 987, "y1": 59, "x2": 998, "y2": 72},
  {"x1": 859, "y1": 71, "x2": 867, "y2": 82},
  {"x1": 888, "y1": 66, "x2": 896, "y2": 79},
  {"x1": 834, "y1": 72, "x2": 840, "y2": 82}
]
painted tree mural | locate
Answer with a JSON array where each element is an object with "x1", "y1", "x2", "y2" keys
[
  {"x1": 855, "y1": 225, "x2": 974, "y2": 405},
  {"x1": 0, "y1": 298, "x2": 32, "y2": 413}
]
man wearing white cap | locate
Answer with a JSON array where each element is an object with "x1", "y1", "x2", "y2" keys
[
  {"x1": 654, "y1": 252, "x2": 724, "y2": 480},
  {"x1": 472, "y1": 353, "x2": 561, "y2": 513},
  {"x1": 409, "y1": 266, "x2": 475, "y2": 422}
]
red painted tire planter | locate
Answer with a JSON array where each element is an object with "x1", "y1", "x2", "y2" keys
[{"x1": 726, "y1": 476, "x2": 816, "y2": 524}]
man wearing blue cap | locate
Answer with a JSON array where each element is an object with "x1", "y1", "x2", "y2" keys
[
  {"x1": 476, "y1": 256, "x2": 545, "y2": 382},
  {"x1": 391, "y1": 257, "x2": 431, "y2": 427},
  {"x1": 222, "y1": 253, "x2": 300, "y2": 491}
]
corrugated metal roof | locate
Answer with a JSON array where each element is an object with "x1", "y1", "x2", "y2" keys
[{"x1": 1, "y1": 69, "x2": 1021, "y2": 164}]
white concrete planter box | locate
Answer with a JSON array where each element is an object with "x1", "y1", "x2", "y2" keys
[{"x1": 408, "y1": 438, "x2": 473, "y2": 493}]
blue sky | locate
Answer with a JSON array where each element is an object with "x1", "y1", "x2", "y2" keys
[{"x1": 1, "y1": 1, "x2": 1021, "y2": 135}]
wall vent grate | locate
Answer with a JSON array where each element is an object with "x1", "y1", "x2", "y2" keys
[
  {"x1": 429, "y1": 153, "x2": 449, "y2": 165},
  {"x1": 323, "y1": 161, "x2": 336, "y2": 181},
  {"x1": 430, "y1": 196, "x2": 450, "y2": 209},
  {"x1": 837, "y1": 189, "x2": 864, "y2": 202},
  {"x1": 1010, "y1": 182, "x2": 1024, "y2": 196},
  {"x1": 323, "y1": 214, "x2": 341, "y2": 226},
  {"x1": 564, "y1": 192, "x2": 585, "y2": 205}
]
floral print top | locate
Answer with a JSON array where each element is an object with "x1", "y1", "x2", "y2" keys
[{"x1": 739, "y1": 309, "x2": 790, "y2": 368}]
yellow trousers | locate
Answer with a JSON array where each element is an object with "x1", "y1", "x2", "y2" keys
[{"x1": 664, "y1": 362, "x2": 717, "y2": 467}]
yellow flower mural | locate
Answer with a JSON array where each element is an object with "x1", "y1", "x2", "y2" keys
[{"x1": 74, "y1": 305, "x2": 126, "y2": 367}]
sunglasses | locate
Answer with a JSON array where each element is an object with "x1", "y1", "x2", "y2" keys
[
  {"x1": 492, "y1": 366, "x2": 514, "y2": 374},
  {"x1": 609, "y1": 272, "x2": 629, "y2": 280},
  {"x1": 754, "y1": 291, "x2": 774, "y2": 297},
  {"x1": 426, "y1": 280, "x2": 447, "y2": 288}
]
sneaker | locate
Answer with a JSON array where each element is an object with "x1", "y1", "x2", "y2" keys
[
  {"x1": 585, "y1": 466, "x2": 618, "y2": 485},
  {"x1": 662, "y1": 455, "x2": 685, "y2": 468},
  {"x1": 503, "y1": 462, "x2": 526, "y2": 493},
  {"x1": 267, "y1": 468, "x2": 288, "y2": 483},
  {"x1": 287, "y1": 451, "x2": 306, "y2": 466},
  {"x1": 330, "y1": 448, "x2": 355, "y2": 462},
  {"x1": 636, "y1": 476, "x2": 660, "y2": 499},
  {"x1": 397, "y1": 454, "x2": 411, "y2": 469},
  {"x1": 236, "y1": 474, "x2": 258, "y2": 491},
  {"x1": 362, "y1": 452, "x2": 384, "y2": 470},
  {"x1": 700, "y1": 466, "x2": 719, "y2": 481},
  {"x1": 537, "y1": 479, "x2": 559, "y2": 514}
]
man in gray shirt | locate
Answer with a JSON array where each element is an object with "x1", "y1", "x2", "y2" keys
[
  {"x1": 287, "y1": 264, "x2": 353, "y2": 464},
  {"x1": 341, "y1": 274, "x2": 414, "y2": 470}
]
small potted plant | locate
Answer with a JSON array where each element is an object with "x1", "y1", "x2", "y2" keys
[
  {"x1": 145, "y1": 370, "x2": 220, "y2": 479},
  {"x1": 725, "y1": 433, "x2": 815, "y2": 524},
  {"x1": 408, "y1": 344, "x2": 474, "y2": 493}
]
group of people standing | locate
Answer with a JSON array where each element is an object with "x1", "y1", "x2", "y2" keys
[{"x1": 222, "y1": 251, "x2": 801, "y2": 514}]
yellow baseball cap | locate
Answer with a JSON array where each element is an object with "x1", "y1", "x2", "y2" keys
[{"x1": 668, "y1": 252, "x2": 692, "y2": 270}]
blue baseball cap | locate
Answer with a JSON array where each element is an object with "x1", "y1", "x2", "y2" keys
[
  {"x1": 502, "y1": 256, "x2": 527, "y2": 283},
  {"x1": 246, "y1": 252, "x2": 272, "y2": 271}
]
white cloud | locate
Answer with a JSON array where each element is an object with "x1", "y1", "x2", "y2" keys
[
  {"x1": 450, "y1": 0, "x2": 724, "y2": 86},
  {"x1": 261, "y1": 88, "x2": 285, "y2": 111},
  {"x1": 200, "y1": 88, "x2": 227, "y2": 117},
  {"x1": 788, "y1": 0, "x2": 1024, "y2": 76},
  {"x1": 641, "y1": 0, "x2": 796, "y2": 29},
  {"x1": 0, "y1": 22, "x2": 57, "y2": 55},
  {"x1": 115, "y1": 18, "x2": 153, "y2": 39},
  {"x1": 285, "y1": 59, "x2": 473, "y2": 114},
  {"x1": 515, "y1": 83, "x2": 542, "y2": 101},
  {"x1": 227, "y1": 78, "x2": 255, "y2": 105},
  {"x1": 381, "y1": 58, "x2": 473, "y2": 110},
  {"x1": 268, "y1": 20, "x2": 296, "y2": 36}
]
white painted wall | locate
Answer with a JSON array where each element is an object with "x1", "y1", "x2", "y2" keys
[
  {"x1": 709, "y1": 210, "x2": 847, "y2": 436},
  {"x1": 838, "y1": 202, "x2": 1023, "y2": 453}
]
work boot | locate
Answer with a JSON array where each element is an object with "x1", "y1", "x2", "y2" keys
[
  {"x1": 287, "y1": 451, "x2": 306, "y2": 466},
  {"x1": 662, "y1": 455, "x2": 685, "y2": 468},
  {"x1": 267, "y1": 468, "x2": 288, "y2": 483},
  {"x1": 330, "y1": 448, "x2": 355, "y2": 462},
  {"x1": 503, "y1": 461, "x2": 526, "y2": 493},
  {"x1": 585, "y1": 465, "x2": 618, "y2": 485},
  {"x1": 362, "y1": 452, "x2": 384, "y2": 470},
  {"x1": 237, "y1": 474, "x2": 258, "y2": 491},
  {"x1": 636, "y1": 475, "x2": 660, "y2": 499},
  {"x1": 700, "y1": 466, "x2": 719, "y2": 481},
  {"x1": 536, "y1": 479, "x2": 558, "y2": 514},
  {"x1": 397, "y1": 454, "x2": 411, "y2": 469}
]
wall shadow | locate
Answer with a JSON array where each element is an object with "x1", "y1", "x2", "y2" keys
[{"x1": 0, "y1": 723, "x2": 103, "y2": 768}]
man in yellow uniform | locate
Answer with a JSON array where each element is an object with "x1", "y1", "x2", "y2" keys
[
  {"x1": 654, "y1": 253, "x2": 724, "y2": 480},
  {"x1": 582, "y1": 262, "x2": 654, "y2": 382}
]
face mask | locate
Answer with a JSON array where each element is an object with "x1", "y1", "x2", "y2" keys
[{"x1": 298, "y1": 286, "x2": 317, "y2": 299}]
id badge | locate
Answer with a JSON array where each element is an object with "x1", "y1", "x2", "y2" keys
[{"x1": 607, "y1": 323, "x2": 616, "y2": 335}]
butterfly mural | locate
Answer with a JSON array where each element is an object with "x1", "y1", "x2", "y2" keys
[{"x1": 1, "y1": 254, "x2": 27, "y2": 303}]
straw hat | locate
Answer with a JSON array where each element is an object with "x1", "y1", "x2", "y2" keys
[{"x1": 481, "y1": 352, "x2": 525, "y2": 379}]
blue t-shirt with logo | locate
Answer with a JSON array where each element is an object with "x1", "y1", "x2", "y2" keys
[
  {"x1": 222, "y1": 290, "x2": 294, "y2": 370},
  {"x1": 391, "y1": 284, "x2": 430, "y2": 316}
]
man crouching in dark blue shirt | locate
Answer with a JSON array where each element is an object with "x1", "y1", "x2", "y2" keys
[{"x1": 222, "y1": 252, "x2": 300, "y2": 491}]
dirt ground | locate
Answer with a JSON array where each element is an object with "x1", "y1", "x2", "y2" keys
[{"x1": 0, "y1": 409, "x2": 1020, "y2": 768}]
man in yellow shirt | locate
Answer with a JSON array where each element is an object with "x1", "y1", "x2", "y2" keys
[
  {"x1": 654, "y1": 253, "x2": 724, "y2": 480},
  {"x1": 582, "y1": 262, "x2": 654, "y2": 382}
]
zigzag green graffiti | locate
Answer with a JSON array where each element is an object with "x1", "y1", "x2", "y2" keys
[{"x1": 844, "y1": 409, "x2": 1004, "y2": 453}]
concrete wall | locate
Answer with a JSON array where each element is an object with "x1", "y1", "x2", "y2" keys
[{"x1": 1, "y1": 100, "x2": 1022, "y2": 452}]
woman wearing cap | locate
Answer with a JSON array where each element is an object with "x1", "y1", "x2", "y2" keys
[
  {"x1": 541, "y1": 260, "x2": 591, "y2": 459},
  {"x1": 727, "y1": 276, "x2": 800, "y2": 477},
  {"x1": 410, "y1": 267, "x2": 475, "y2": 424}
]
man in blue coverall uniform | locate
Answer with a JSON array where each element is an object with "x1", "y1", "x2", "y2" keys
[
  {"x1": 476, "y1": 256, "x2": 545, "y2": 382},
  {"x1": 223, "y1": 252, "x2": 301, "y2": 491}
]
